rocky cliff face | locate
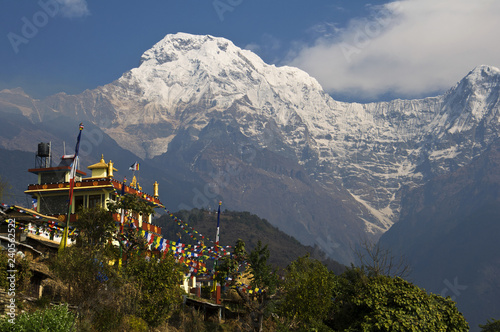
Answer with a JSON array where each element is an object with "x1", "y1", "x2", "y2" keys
[
  {"x1": 378, "y1": 140, "x2": 500, "y2": 331},
  {"x1": 1, "y1": 33, "x2": 499, "y2": 263}
]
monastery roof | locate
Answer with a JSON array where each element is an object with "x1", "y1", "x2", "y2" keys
[{"x1": 87, "y1": 154, "x2": 117, "y2": 170}]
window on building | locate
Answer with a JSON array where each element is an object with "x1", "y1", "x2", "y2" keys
[
  {"x1": 74, "y1": 195, "x2": 85, "y2": 212},
  {"x1": 40, "y1": 172, "x2": 65, "y2": 184},
  {"x1": 88, "y1": 194, "x2": 102, "y2": 208},
  {"x1": 39, "y1": 196, "x2": 67, "y2": 215}
]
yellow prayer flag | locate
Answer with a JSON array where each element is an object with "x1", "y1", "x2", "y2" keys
[{"x1": 58, "y1": 226, "x2": 68, "y2": 252}]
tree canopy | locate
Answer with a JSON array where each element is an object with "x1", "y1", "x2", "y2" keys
[
  {"x1": 278, "y1": 255, "x2": 336, "y2": 330},
  {"x1": 107, "y1": 194, "x2": 155, "y2": 217},
  {"x1": 216, "y1": 239, "x2": 279, "y2": 332},
  {"x1": 329, "y1": 267, "x2": 469, "y2": 332},
  {"x1": 479, "y1": 318, "x2": 500, "y2": 332},
  {"x1": 52, "y1": 206, "x2": 184, "y2": 330}
]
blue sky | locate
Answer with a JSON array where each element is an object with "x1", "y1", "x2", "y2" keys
[{"x1": 1, "y1": 0, "x2": 499, "y2": 102}]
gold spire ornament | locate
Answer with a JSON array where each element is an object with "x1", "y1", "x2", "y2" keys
[
  {"x1": 130, "y1": 175, "x2": 137, "y2": 189},
  {"x1": 107, "y1": 160, "x2": 117, "y2": 178},
  {"x1": 154, "y1": 181, "x2": 159, "y2": 197}
]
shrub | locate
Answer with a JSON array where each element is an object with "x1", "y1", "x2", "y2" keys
[
  {"x1": 119, "y1": 315, "x2": 149, "y2": 332},
  {"x1": 0, "y1": 304, "x2": 76, "y2": 332}
]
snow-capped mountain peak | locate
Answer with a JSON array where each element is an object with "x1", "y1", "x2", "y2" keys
[
  {"x1": 9, "y1": 33, "x2": 500, "y2": 263},
  {"x1": 462, "y1": 65, "x2": 500, "y2": 85},
  {"x1": 92, "y1": 34, "x2": 500, "y2": 232},
  {"x1": 122, "y1": 33, "x2": 324, "y2": 117},
  {"x1": 438, "y1": 64, "x2": 500, "y2": 133}
]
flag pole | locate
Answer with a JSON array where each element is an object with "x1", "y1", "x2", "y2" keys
[
  {"x1": 59, "y1": 123, "x2": 84, "y2": 251},
  {"x1": 215, "y1": 200, "x2": 221, "y2": 249},
  {"x1": 118, "y1": 176, "x2": 127, "y2": 268},
  {"x1": 119, "y1": 176, "x2": 126, "y2": 234},
  {"x1": 213, "y1": 200, "x2": 222, "y2": 291}
]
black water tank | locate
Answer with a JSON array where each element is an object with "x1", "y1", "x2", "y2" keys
[{"x1": 37, "y1": 142, "x2": 50, "y2": 157}]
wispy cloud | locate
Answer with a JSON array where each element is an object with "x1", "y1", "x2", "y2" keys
[
  {"x1": 307, "y1": 22, "x2": 342, "y2": 40},
  {"x1": 289, "y1": 0, "x2": 500, "y2": 100},
  {"x1": 56, "y1": 0, "x2": 90, "y2": 18}
]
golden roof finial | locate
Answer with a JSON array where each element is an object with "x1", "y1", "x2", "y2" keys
[
  {"x1": 88, "y1": 154, "x2": 108, "y2": 170},
  {"x1": 107, "y1": 160, "x2": 116, "y2": 178},
  {"x1": 154, "y1": 181, "x2": 159, "y2": 198}
]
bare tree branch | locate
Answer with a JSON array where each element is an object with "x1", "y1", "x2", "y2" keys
[{"x1": 354, "y1": 238, "x2": 411, "y2": 278}]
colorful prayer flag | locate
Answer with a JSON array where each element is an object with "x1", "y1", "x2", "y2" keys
[
  {"x1": 129, "y1": 162, "x2": 139, "y2": 171},
  {"x1": 59, "y1": 123, "x2": 83, "y2": 251}
]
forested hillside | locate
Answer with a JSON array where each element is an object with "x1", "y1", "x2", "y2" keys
[{"x1": 155, "y1": 208, "x2": 345, "y2": 273}]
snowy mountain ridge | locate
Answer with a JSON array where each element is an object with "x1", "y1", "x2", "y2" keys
[
  {"x1": 26, "y1": 36, "x2": 500, "y2": 226},
  {"x1": 1, "y1": 33, "x2": 499, "y2": 262},
  {"x1": 103, "y1": 33, "x2": 500, "y2": 232}
]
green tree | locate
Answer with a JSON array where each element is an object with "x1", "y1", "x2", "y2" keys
[
  {"x1": 124, "y1": 251, "x2": 185, "y2": 327},
  {"x1": 54, "y1": 207, "x2": 117, "y2": 305},
  {"x1": 217, "y1": 239, "x2": 279, "y2": 332},
  {"x1": 53, "y1": 205, "x2": 185, "y2": 330},
  {"x1": 107, "y1": 194, "x2": 155, "y2": 266},
  {"x1": 115, "y1": 225, "x2": 149, "y2": 267},
  {"x1": 278, "y1": 255, "x2": 336, "y2": 330},
  {"x1": 248, "y1": 241, "x2": 278, "y2": 295},
  {"x1": 480, "y1": 318, "x2": 500, "y2": 332},
  {"x1": 214, "y1": 239, "x2": 247, "y2": 285},
  {"x1": 52, "y1": 244, "x2": 116, "y2": 317},
  {"x1": 329, "y1": 267, "x2": 469, "y2": 332},
  {"x1": 73, "y1": 206, "x2": 116, "y2": 247},
  {"x1": 246, "y1": 240, "x2": 279, "y2": 332},
  {"x1": 107, "y1": 194, "x2": 155, "y2": 218}
]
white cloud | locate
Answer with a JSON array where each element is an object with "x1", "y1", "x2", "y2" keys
[
  {"x1": 288, "y1": 0, "x2": 500, "y2": 100},
  {"x1": 56, "y1": 0, "x2": 90, "y2": 18}
]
